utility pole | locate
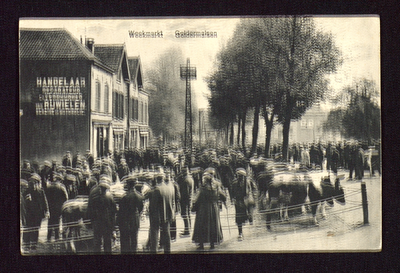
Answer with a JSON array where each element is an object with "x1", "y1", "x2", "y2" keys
[{"x1": 180, "y1": 58, "x2": 196, "y2": 166}]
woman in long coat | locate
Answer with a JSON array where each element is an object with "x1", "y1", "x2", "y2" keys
[{"x1": 192, "y1": 173, "x2": 226, "y2": 250}]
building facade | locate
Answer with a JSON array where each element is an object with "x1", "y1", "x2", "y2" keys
[{"x1": 20, "y1": 28, "x2": 149, "y2": 163}]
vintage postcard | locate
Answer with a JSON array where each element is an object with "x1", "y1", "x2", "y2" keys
[{"x1": 19, "y1": 16, "x2": 381, "y2": 254}]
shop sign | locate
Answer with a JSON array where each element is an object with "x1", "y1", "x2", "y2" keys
[{"x1": 35, "y1": 77, "x2": 86, "y2": 115}]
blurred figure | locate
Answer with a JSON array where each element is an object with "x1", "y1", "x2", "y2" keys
[
  {"x1": 176, "y1": 166, "x2": 193, "y2": 237},
  {"x1": 117, "y1": 176, "x2": 143, "y2": 254},
  {"x1": 231, "y1": 168, "x2": 255, "y2": 240},
  {"x1": 62, "y1": 151, "x2": 72, "y2": 167},
  {"x1": 87, "y1": 178, "x2": 116, "y2": 254},
  {"x1": 46, "y1": 173, "x2": 68, "y2": 242},
  {"x1": 22, "y1": 174, "x2": 49, "y2": 252},
  {"x1": 192, "y1": 173, "x2": 226, "y2": 251},
  {"x1": 21, "y1": 160, "x2": 34, "y2": 181},
  {"x1": 149, "y1": 173, "x2": 175, "y2": 254}
]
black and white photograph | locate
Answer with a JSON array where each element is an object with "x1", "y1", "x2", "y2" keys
[{"x1": 19, "y1": 16, "x2": 381, "y2": 254}]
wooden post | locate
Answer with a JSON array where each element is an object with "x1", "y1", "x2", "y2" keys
[{"x1": 361, "y1": 181, "x2": 369, "y2": 225}]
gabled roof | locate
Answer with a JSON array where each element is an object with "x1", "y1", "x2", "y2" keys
[
  {"x1": 128, "y1": 57, "x2": 139, "y2": 80},
  {"x1": 20, "y1": 28, "x2": 94, "y2": 60},
  {"x1": 93, "y1": 44, "x2": 125, "y2": 73}
]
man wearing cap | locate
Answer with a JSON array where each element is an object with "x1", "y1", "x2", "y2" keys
[
  {"x1": 176, "y1": 167, "x2": 194, "y2": 237},
  {"x1": 87, "y1": 178, "x2": 116, "y2": 253},
  {"x1": 117, "y1": 159, "x2": 130, "y2": 181},
  {"x1": 85, "y1": 150, "x2": 94, "y2": 170},
  {"x1": 62, "y1": 151, "x2": 72, "y2": 167},
  {"x1": 231, "y1": 168, "x2": 255, "y2": 240},
  {"x1": 21, "y1": 160, "x2": 34, "y2": 181},
  {"x1": 46, "y1": 173, "x2": 68, "y2": 242},
  {"x1": 64, "y1": 173, "x2": 77, "y2": 199},
  {"x1": 117, "y1": 176, "x2": 144, "y2": 253},
  {"x1": 149, "y1": 173, "x2": 175, "y2": 254},
  {"x1": 72, "y1": 151, "x2": 81, "y2": 168},
  {"x1": 40, "y1": 161, "x2": 52, "y2": 191},
  {"x1": 23, "y1": 174, "x2": 49, "y2": 251}
]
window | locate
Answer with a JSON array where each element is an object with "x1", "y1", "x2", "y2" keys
[
  {"x1": 308, "y1": 119, "x2": 313, "y2": 127},
  {"x1": 301, "y1": 119, "x2": 307, "y2": 127},
  {"x1": 134, "y1": 99, "x2": 138, "y2": 120},
  {"x1": 96, "y1": 82, "x2": 101, "y2": 112},
  {"x1": 104, "y1": 84, "x2": 109, "y2": 114}
]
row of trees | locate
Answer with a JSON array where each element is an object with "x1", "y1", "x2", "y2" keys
[
  {"x1": 207, "y1": 17, "x2": 341, "y2": 160},
  {"x1": 323, "y1": 78, "x2": 380, "y2": 144},
  {"x1": 146, "y1": 48, "x2": 198, "y2": 145}
]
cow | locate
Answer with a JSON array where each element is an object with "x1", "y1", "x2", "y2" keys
[
  {"x1": 306, "y1": 171, "x2": 346, "y2": 225},
  {"x1": 260, "y1": 164, "x2": 346, "y2": 229},
  {"x1": 61, "y1": 195, "x2": 89, "y2": 252}
]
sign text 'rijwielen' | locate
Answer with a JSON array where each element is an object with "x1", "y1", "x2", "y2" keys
[{"x1": 35, "y1": 77, "x2": 86, "y2": 115}]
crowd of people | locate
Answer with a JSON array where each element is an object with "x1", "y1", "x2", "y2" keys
[{"x1": 20, "y1": 140, "x2": 380, "y2": 253}]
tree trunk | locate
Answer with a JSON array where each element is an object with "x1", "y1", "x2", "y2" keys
[
  {"x1": 264, "y1": 112, "x2": 275, "y2": 158},
  {"x1": 237, "y1": 117, "x2": 241, "y2": 146},
  {"x1": 251, "y1": 105, "x2": 260, "y2": 156},
  {"x1": 241, "y1": 112, "x2": 246, "y2": 153},
  {"x1": 230, "y1": 122, "x2": 234, "y2": 146},
  {"x1": 282, "y1": 117, "x2": 291, "y2": 162}
]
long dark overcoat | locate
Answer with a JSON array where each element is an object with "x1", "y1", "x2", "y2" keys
[{"x1": 192, "y1": 182, "x2": 226, "y2": 245}]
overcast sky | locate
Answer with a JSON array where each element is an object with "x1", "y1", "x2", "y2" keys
[{"x1": 20, "y1": 16, "x2": 380, "y2": 109}]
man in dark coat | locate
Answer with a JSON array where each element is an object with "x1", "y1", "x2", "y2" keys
[
  {"x1": 149, "y1": 173, "x2": 175, "y2": 254},
  {"x1": 117, "y1": 159, "x2": 130, "y2": 181},
  {"x1": 40, "y1": 161, "x2": 52, "y2": 191},
  {"x1": 85, "y1": 150, "x2": 94, "y2": 170},
  {"x1": 355, "y1": 144, "x2": 365, "y2": 180},
  {"x1": 72, "y1": 151, "x2": 81, "y2": 168},
  {"x1": 87, "y1": 178, "x2": 116, "y2": 253},
  {"x1": 330, "y1": 145, "x2": 340, "y2": 174},
  {"x1": 231, "y1": 168, "x2": 255, "y2": 240},
  {"x1": 21, "y1": 160, "x2": 34, "y2": 181},
  {"x1": 176, "y1": 167, "x2": 194, "y2": 236},
  {"x1": 46, "y1": 172, "x2": 68, "y2": 242},
  {"x1": 62, "y1": 151, "x2": 72, "y2": 167},
  {"x1": 117, "y1": 176, "x2": 143, "y2": 253},
  {"x1": 23, "y1": 174, "x2": 49, "y2": 251},
  {"x1": 192, "y1": 173, "x2": 226, "y2": 250},
  {"x1": 348, "y1": 144, "x2": 357, "y2": 180}
]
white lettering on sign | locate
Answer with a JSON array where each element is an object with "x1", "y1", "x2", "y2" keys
[{"x1": 35, "y1": 77, "x2": 86, "y2": 116}]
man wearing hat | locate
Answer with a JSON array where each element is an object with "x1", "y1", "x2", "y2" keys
[
  {"x1": 231, "y1": 168, "x2": 255, "y2": 240},
  {"x1": 149, "y1": 173, "x2": 175, "y2": 254},
  {"x1": 87, "y1": 178, "x2": 116, "y2": 253},
  {"x1": 46, "y1": 172, "x2": 68, "y2": 242},
  {"x1": 22, "y1": 174, "x2": 49, "y2": 251},
  {"x1": 176, "y1": 166, "x2": 194, "y2": 237},
  {"x1": 117, "y1": 176, "x2": 144, "y2": 253}
]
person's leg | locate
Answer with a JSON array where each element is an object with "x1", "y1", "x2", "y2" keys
[
  {"x1": 92, "y1": 223, "x2": 102, "y2": 253},
  {"x1": 132, "y1": 227, "x2": 138, "y2": 254},
  {"x1": 149, "y1": 223, "x2": 159, "y2": 253},
  {"x1": 119, "y1": 228, "x2": 129, "y2": 253},
  {"x1": 162, "y1": 222, "x2": 171, "y2": 254},
  {"x1": 103, "y1": 230, "x2": 112, "y2": 253}
]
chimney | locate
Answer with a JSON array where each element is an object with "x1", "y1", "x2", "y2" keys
[{"x1": 85, "y1": 38, "x2": 94, "y2": 52}]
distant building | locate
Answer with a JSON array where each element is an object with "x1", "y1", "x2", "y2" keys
[{"x1": 20, "y1": 28, "x2": 149, "y2": 163}]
